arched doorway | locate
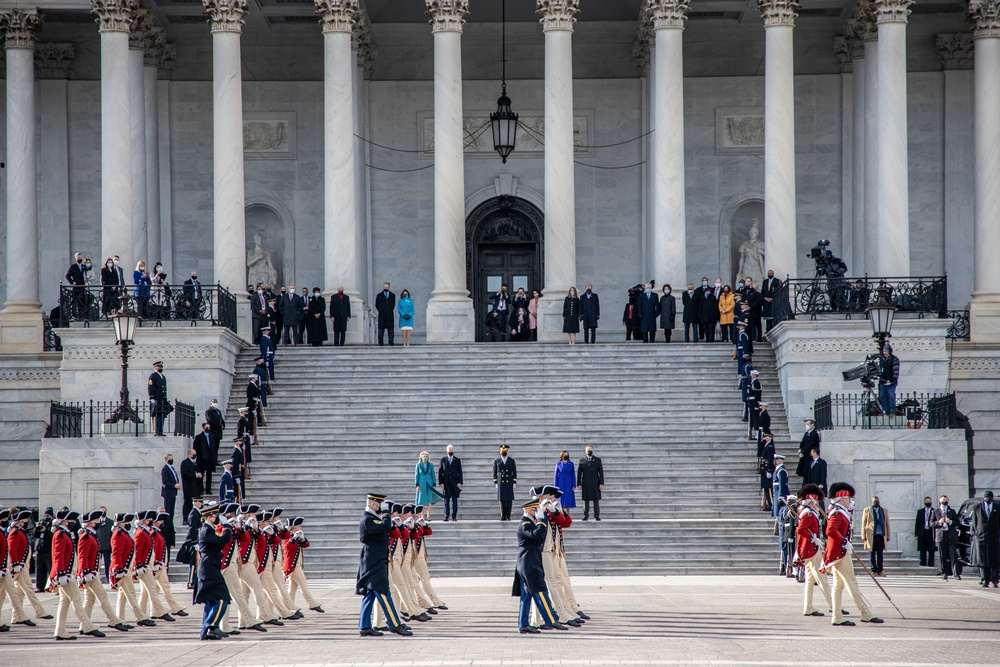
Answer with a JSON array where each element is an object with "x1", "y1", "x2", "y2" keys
[{"x1": 466, "y1": 196, "x2": 544, "y2": 342}]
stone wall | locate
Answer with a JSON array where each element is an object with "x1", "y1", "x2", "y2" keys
[{"x1": 948, "y1": 343, "x2": 1000, "y2": 493}]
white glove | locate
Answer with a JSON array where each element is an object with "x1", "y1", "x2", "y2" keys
[
  {"x1": 380, "y1": 500, "x2": 391, "y2": 513},
  {"x1": 392, "y1": 516, "x2": 402, "y2": 526},
  {"x1": 810, "y1": 535, "x2": 824, "y2": 548},
  {"x1": 766, "y1": 472, "x2": 773, "y2": 479},
  {"x1": 535, "y1": 506, "x2": 547, "y2": 520},
  {"x1": 844, "y1": 541, "x2": 853, "y2": 554}
]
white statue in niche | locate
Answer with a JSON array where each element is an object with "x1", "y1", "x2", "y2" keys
[
  {"x1": 247, "y1": 232, "x2": 278, "y2": 287},
  {"x1": 737, "y1": 218, "x2": 766, "y2": 284}
]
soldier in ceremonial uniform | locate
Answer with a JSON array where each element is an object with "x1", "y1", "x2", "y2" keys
[
  {"x1": 397, "y1": 505, "x2": 433, "y2": 621},
  {"x1": 384, "y1": 502, "x2": 421, "y2": 624},
  {"x1": 513, "y1": 498, "x2": 567, "y2": 633},
  {"x1": 772, "y1": 453, "x2": 790, "y2": 519},
  {"x1": 267, "y1": 510, "x2": 303, "y2": 619},
  {"x1": 8, "y1": 509, "x2": 49, "y2": 623},
  {"x1": 1, "y1": 509, "x2": 37, "y2": 627},
  {"x1": 217, "y1": 503, "x2": 265, "y2": 633},
  {"x1": 185, "y1": 497, "x2": 204, "y2": 589},
  {"x1": 110, "y1": 512, "x2": 152, "y2": 626},
  {"x1": 795, "y1": 484, "x2": 833, "y2": 617},
  {"x1": 231, "y1": 437, "x2": 248, "y2": 501},
  {"x1": 357, "y1": 493, "x2": 412, "y2": 636},
  {"x1": 218, "y1": 460, "x2": 236, "y2": 503},
  {"x1": 493, "y1": 445, "x2": 517, "y2": 521},
  {"x1": 236, "y1": 505, "x2": 282, "y2": 626},
  {"x1": 528, "y1": 487, "x2": 579, "y2": 628},
  {"x1": 544, "y1": 487, "x2": 591, "y2": 622},
  {"x1": 134, "y1": 511, "x2": 173, "y2": 622},
  {"x1": 747, "y1": 370, "x2": 762, "y2": 440},
  {"x1": 77, "y1": 510, "x2": 130, "y2": 632},
  {"x1": 411, "y1": 506, "x2": 447, "y2": 612},
  {"x1": 283, "y1": 516, "x2": 324, "y2": 613},
  {"x1": 148, "y1": 361, "x2": 169, "y2": 436},
  {"x1": 824, "y1": 482, "x2": 884, "y2": 626},
  {"x1": 256, "y1": 510, "x2": 299, "y2": 621},
  {"x1": 759, "y1": 432, "x2": 775, "y2": 512},
  {"x1": 50, "y1": 509, "x2": 104, "y2": 640},
  {"x1": 151, "y1": 512, "x2": 187, "y2": 617},
  {"x1": 194, "y1": 501, "x2": 232, "y2": 640}
]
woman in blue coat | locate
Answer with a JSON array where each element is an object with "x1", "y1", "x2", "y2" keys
[
  {"x1": 397, "y1": 289, "x2": 415, "y2": 347},
  {"x1": 414, "y1": 451, "x2": 441, "y2": 518},
  {"x1": 553, "y1": 451, "x2": 577, "y2": 512}
]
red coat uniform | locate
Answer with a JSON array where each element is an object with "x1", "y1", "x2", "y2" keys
[
  {"x1": 76, "y1": 528, "x2": 100, "y2": 584},
  {"x1": 400, "y1": 526, "x2": 413, "y2": 557},
  {"x1": 0, "y1": 529, "x2": 8, "y2": 577},
  {"x1": 823, "y1": 505, "x2": 852, "y2": 569},
  {"x1": 7, "y1": 524, "x2": 30, "y2": 573},
  {"x1": 795, "y1": 507, "x2": 822, "y2": 565},
  {"x1": 269, "y1": 530, "x2": 283, "y2": 565},
  {"x1": 220, "y1": 529, "x2": 236, "y2": 569},
  {"x1": 255, "y1": 529, "x2": 270, "y2": 574},
  {"x1": 281, "y1": 532, "x2": 309, "y2": 578},
  {"x1": 49, "y1": 524, "x2": 76, "y2": 588},
  {"x1": 133, "y1": 526, "x2": 154, "y2": 575},
  {"x1": 389, "y1": 525, "x2": 402, "y2": 558},
  {"x1": 152, "y1": 527, "x2": 166, "y2": 570},
  {"x1": 109, "y1": 527, "x2": 135, "y2": 588},
  {"x1": 237, "y1": 524, "x2": 255, "y2": 565}
]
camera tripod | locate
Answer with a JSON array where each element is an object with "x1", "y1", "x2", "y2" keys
[{"x1": 853, "y1": 383, "x2": 881, "y2": 429}]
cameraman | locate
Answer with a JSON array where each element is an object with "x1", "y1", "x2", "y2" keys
[
  {"x1": 878, "y1": 343, "x2": 900, "y2": 417},
  {"x1": 823, "y1": 250, "x2": 848, "y2": 311}
]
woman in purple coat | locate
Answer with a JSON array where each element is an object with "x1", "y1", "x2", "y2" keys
[{"x1": 553, "y1": 451, "x2": 577, "y2": 512}]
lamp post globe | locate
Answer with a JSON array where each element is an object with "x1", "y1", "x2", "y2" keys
[{"x1": 867, "y1": 283, "x2": 896, "y2": 352}]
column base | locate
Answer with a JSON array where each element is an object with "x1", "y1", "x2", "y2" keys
[
  {"x1": 969, "y1": 292, "x2": 1000, "y2": 344},
  {"x1": 0, "y1": 302, "x2": 45, "y2": 353},
  {"x1": 537, "y1": 293, "x2": 569, "y2": 343},
  {"x1": 425, "y1": 292, "x2": 474, "y2": 343},
  {"x1": 323, "y1": 290, "x2": 367, "y2": 345}
]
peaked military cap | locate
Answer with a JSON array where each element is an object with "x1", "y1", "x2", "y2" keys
[
  {"x1": 367, "y1": 492, "x2": 386, "y2": 503},
  {"x1": 199, "y1": 502, "x2": 222, "y2": 516},
  {"x1": 521, "y1": 499, "x2": 540, "y2": 510}
]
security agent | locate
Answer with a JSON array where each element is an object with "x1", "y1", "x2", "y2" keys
[
  {"x1": 357, "y1": 493, "x2": 412, "y2": 637},
  {"x1": 195, "y1": 501, "x2": 233, "y2": 640},
  {"x1": 513, "y1": 498, "x2": 568, "y2": 633}
]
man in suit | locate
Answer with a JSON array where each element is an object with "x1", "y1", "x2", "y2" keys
[
  {"x1": 577, "y1": 446, "x2": 605, "y2": 521},
  {"x1": 205, "y1": 399, "x2": 225, "y2": 492},
  {"x1": 805, "y1": 448, "x2": 827, "y2": 497},
  {"x1": 760, "y1": 270, "x2": 781, "y2": 332},
  {"x1": 580, "y1": 284, "x2": 600, "y2": 344},
  {"x1": 297, "y1": 287, "x2": 310, "y2": 343},
  {"x1": 182, "y1": 271, "x2": 203, "y2": 320},
  {"x1": 193, "y1": 422, "x2": 214, "y2": 495},
  {"x1": 933, "y1": 495, "x2": 960, "y2": 580},
  {"x1": 638, "y1": 283, "x2": 660, "y2": 343},
  {"x1": 251, "y1": 284, "x2": 268, "y2": 345},
  {"x1": 180, "y1": 447, "x2": 203, "y2": 523},
  {"x1": 862, "y1": 497, "x2": 891, "y2": 576},
  {"x1": 279, "y1": 284, "x2": 303, "y2": 346},
  {"x1": 148, "y1": 361, "x2": 169, "y2": 436},
  {"x1": 971, "y1": 490, "x2": 1000, "y2": 587},
  {"x1": 796, "y1": 419, "x2": 821, "y2": 481},
  {"x1": 914, "y1": 496, "x2": 937, "y2": 567},
  {"x1": 329, "y1": 286, "x2": 352, "y2": 347},
  {"x1": 437, "y1": 445, "x2": 463, "y2": 522},
  {"x1": 161, "y1": 454, "x2": 181, "y2": 519},
  {"x1": 745, "y1": 281, "x2": 763, "y2": 342},
  {"x1": 698, "y1": 280, "x2": 718, "y2": 342},
  {"x1": 375, "y1": 282, "x2": 396, "y2": 346},
  {"x1": 493, "y1": 445, "x2": 517, "y2": 521},
  {"x1": 681, "y1": 283, "x2": 698, "y2": 342}
]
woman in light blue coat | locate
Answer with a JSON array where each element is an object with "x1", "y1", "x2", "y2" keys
[
  {"x1": 398, "y1": 289, "x2": 415, "y2": 346},
  {"x1": 414, "y1": 451, "x2": 441, "y2": 518}
]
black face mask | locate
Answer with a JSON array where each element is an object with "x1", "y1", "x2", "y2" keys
[
  {"x1": 941, "y1": 501, "x2": 949, "y2": 506},
  {"x1": 924, "y1": 502, "x2": 932, "y2": 507},
  {"x1": 167, "y1": 459, "x2": 174, "y2": 465},
  {"x1": 872, "y1": 501, "x2": 879, "y2": 507}
]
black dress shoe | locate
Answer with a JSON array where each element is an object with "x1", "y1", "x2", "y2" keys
[
  {"x1": 565, "y1": 619, "x2": 582, "y2": 627},
  {"x1": 0, "y1": 625, "x2": 9, "y2": 632},
  {"x1": 40, "y1": 615, "x2": 54, "y2": 620},
  {"x1": 861, "y1": 617, "x2": 884, "y2": 624},
  {"x1": 136, "y1": 619, "x2": 157, "y2": 627},
  {"x1": 175, "y1": 610, "x2": 189, "y2": 617},
  {"x1": 310, "y1": 606, "x2": 325, "y2": 613},
  {"x1": 519, "y1": 626, "x2": 541, "y2": 634},
  {"x1": 833, "y1": 620, "x2": 856, "y2": 626},
  {"x1": 264, "y1": 619, "x2": 284, "y2": 626},
  {"x1": 82, "y1": 629, "x2": 106, "y2": 637},
  {"x1": 291, "y1": 611, "x2": 305, "y2": 619},
  {"x1": 399, "y1": 623, "x2": 412, "y2": 631},
  {"x1": 595, "y1": 517, "x2": 601, "y2": 521},
  {"x1": 227, "y1": 629, "x2": 241, "y2": 635},
  {"x1": 425, "y1": 607, "x2": 438, "y2": 615},
  {"x1": 805, "y1": 611, "x2": 824, "y2": 617},
  {"x1": 412, "y1": 613, "x2": 431, "y2": 622},
  {"x1": 576, "y1": 611, "x2": 590, "y2": 620},
  {"x1": 390, "y1": 626, "x2": 413, "y2": 636},
  {"x1": 55, "y1": 635, "x2": 77, "y2": 640},
  {"x1": 539, "y1": 622, "x2": 569, "y2": 630},
  {"x1": 159, "y1": 614, "x2": 176, "y2": 622},
  {"x1": 206, "y1": 627, "x2": 227, "y2": 640},
  {"x1": 436, "y1": 605, "x2": 449, "y2": 610},
  {"x1": 245, "y1": 623, "x2": 267, "y2": 632},
  {"x1": 112, "y1": 623, "x2": 130, "y2": 631},
  {"x1": 359, "y1": 627, "x2": 383, "y2": 637},
  {"x1": 16, "y1": 619, "x2": 36, "y2": 626}
]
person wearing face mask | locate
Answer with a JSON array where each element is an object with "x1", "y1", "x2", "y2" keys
[
  {"x1": 862, "y1": 496, "x2": 891, "y2": 577},
  {"x1": 795, "y1": 484, "x2": 832, "y2": 616},
  {"x1": 659, "y1": 283, "x2": 677, "y2": 342},
  {"x1": 101, "y1": 257, "x2": 121, "y2": 316},
  {"x1": 824, "y1": 482, "x2": 884, "y2": 626},
  {"x1": 934, "y1": 495, "x2": 960, "y2": 580},
  {"x1": 149, "y1": 264, "x2": 170, "y2": 320},
  {"x1": 796, "y1": 419, "x2": 821, "y2": 482},
  {"x1": 562, "y1": 286, "x2": 581, "y2": 344},
  {"x1": 305, "y1": 287, "x2": 328, "y2": 346},
  {"x1": 413, "y1": 452, "x2": 442, "y2": 520},
  {"x1": 375, "y1": 282, "x2": 396, "y2": 346},
  {"x1": 437, "y1": 445, "x2": 463, "y2": 521},
  {"x1": 110, "y1": 513, "x2": 152, "y2": 627},
  {"x1": 576, "y1": 446, "x2": 604, "y2": 521},
  {"x1": 133, "y1": 261, "x2": 151, "y2": 317},
  {"x1": 160, "y1": 454, "x2": 181, "y2": 521},
  {"x1": 397, "y1": 289, "x2": 415, "y2": 346},
  {"x1": 329, "y1": 285, "x2": 352, "y2": 346},
  {"x1": 914, "y1": 496, "x2": 937, "y2": 568},
  {"x1": 760, "y1": 269, "x2": 781, "y2": 332},
  {"x1": 698, "y1": 278, "x2": 718, "y2": 343},
  {"x1": 148, "y1": 361, "x2": 170, "y2": 437},
  {"x1": 682, "y1": 282, "x2": 699, "y2": 342},
  {"x1": 638, "y1": 282, "x2": 660, "y2": 343},
  {"x1": 181, "y1": 446, "x2": 205, "y2": 524},
  {"x1": 553, "y1": 451, "x2": 577, "y2": 514},
  {"x1": 579, "y1": 284, "x2": 600, "y2": 344},
  {"x1": 182, "y1": 271, "x2": 203, "y2": 320},
  {"x1": 971, "y1": 490, "x2": 1000, "y2": 587},
  {"x1": 718, "y1": 285, "x2": 735, "y2": 342}
]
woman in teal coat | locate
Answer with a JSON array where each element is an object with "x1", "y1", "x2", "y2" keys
[
  {"x1": 398, "y1": 289, "x2": 415, "y2": 347},
  {"x1": 414, "y1": 451, "x2": 442, "y2": 519}
]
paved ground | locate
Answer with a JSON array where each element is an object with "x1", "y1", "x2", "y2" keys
[{"x1": 1, "y1": 574, "x2": 999, "y2": 666}]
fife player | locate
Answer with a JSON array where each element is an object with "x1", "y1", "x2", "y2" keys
[
  {"x1": 794, "y1": 484, "x2": 833, "y2": 617},
  {"x1": 823, "y1": 482, "x2": 884, "y2": 626}
]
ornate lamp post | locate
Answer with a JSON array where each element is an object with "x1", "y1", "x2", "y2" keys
[
  {"x1": 867, "y1": 282, "x2": 896, "y2": 352},
  {"x1": 106, "y1": 293, "x2": 143, "y2": 424},
  {"x1": 490, "y1": 0, "x2": 517, "y2": 162}
]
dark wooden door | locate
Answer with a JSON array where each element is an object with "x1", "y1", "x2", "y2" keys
[{"x1": 475, "y1": 244, "x2": 537, "y2": 341}]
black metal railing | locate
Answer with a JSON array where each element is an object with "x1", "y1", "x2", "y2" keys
[
  {"x1": 59, "y1": 283, "x2": 239, "y2": 334},
  {"x1": 43, "y1": 316, "x2": 61, "y2": 352},
  {"x1": 946, "y1": 310, "x2": 971, "y2": 341},
  {"x1": 813, "y1": 394, "x2": 833, "y2": 431},
  {"x1": 771, "y1": 276, "x2": 948, "y2": 325},
  {"x1": 822, "y1": 391, "x2": 957, "y2": 430},
  {"x1": 46, "y1": 399, "x2": 195, "y2": 438}
]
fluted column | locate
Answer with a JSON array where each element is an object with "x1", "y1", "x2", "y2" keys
[
  {"x1": 354, "y1": 22, "x2": 376, "y2": 334},
  {"x1": 92, "y1": 0, "x2": 137, "y2": 268},
  {"x1": 874, "y1": 0, "x2": 913, "y2": 276},
  {"x1": 649, "y1": 0, "x2": 688, "y2": 288},
  {"x1": 858, "y1": 3, "x2": 879, "y2": 273},
  {"x1": 968, "y1": 0, "x2": 1000, "y2": 341},
  {"x1": 0, "y1": 9, "x2": 44, "y2": 351},
  {"x1": 203, "y1": 0, "x2": 249, "y2": 337},
  {"x1": 845, "y1": 21, "x2": 866, "y2": 273},
  {"x1": 758, "y1": 0, "x2": 798, "y2": 280},
  {"x1": 424, "y1": 0, "x2": 474, "y2": 342},
  {"x1": 536, "y1": 0, "x2": 579, "y2": 341},
  {"x1": 144, "y1": 29, "x2": 165, "y2": 264},
  {"x1": 128, "y1": 9, "x2": 151, "y2": 267}
]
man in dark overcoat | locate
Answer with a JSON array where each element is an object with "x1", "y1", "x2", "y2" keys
[
  {"x1": 914, "y1": 497, "x2": 937, "y2": 567},
  {"x1": 438, "y1": 445, "x2": 463, "y2": 522},
  {"x1": 512, "y1": 499, "x2": 566, "y2": 633},
  {"x1": 148, "y1": 361, "x2": 169, "y2": 436},
  {"x1": 329, "y1": 286, "x2": 352, "y2": 347},
  {"x1": 356, "y1": 493, "x2": 411, "y2": 636},
  {"x1": 579, "y1": 284, "x2": 600, "y2": 344},
  {"x1": 638, "y1": 283, "x2": 660, "y2": 343},
  {"x1": 698, "y1": 283, "x2": 718, "y2": 342},
  {"x1": 374, "y1": 282, "x2": 396, "y2": 346},
  {"x1": 577, "y1": 446, "x2": 604, "y2": 521},
  {"x1": 681, "y1": 283, "x2": 699, "y2": 342},
  {"x1": 194, "y1": 502, "x2": 232, "y2": 640},
  {"x1": 796, "y1": 419, "x2": 821, "y2": 480},
  {"x1": 971, "y1": 491, "x2": 1000, "y2": 587},
  {"x1": 493, "y1": 445, "x2": 517, "y2": 521}
]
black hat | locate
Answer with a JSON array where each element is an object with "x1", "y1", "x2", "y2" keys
[
  {"x1": 290, "y1": 517, "x2": 304, "y2": 527},
  {"x1": 43, "y1": 507, "x2": 54, "y2": 516},
  {"x1": 829, "y1": 482, "x2": 855, "y2": 499},
  {"x1": 0, "y1": 509, "x2": 9, "y2": 521},
  {"x1": 55, "y1": 509, "x2": 80, "y2": 522},
  {"x1": 114, "y1": 512, "x2": 135, "y2": 523},
  {"x1": 223, "y1": 503, "x2": 240, "y2": 515},
  {"x1": 367, "y1": 492, "x2": 386, "y2": 503},
  {"x1": 256, "y1": 511, "x2": 265, "y2": 521},
  {"x1": 82, "y1": 510, "x2": 104, "y2": 522},
  {"x1": 262, "y1": 510, "x2": 275, "y2": 521},
  {"x1": 402, "y1": 504, "x2": 415, "y2": 514},
  {"x1": 797, "y1": 484, "x2": 825, "y2": 501},
  {"x1": 141, "y1": 510, "x2": 158, "y2": 521},
  {"x1": 192, "y1": 496, "x2": 204, "y2": 503},
  {"x1": 152, "y1": 361, "x2": 163, "y2": 368},
  {"x1": 155, "y1": 512, "x2": 171, "y2": 523},
  {"x1": 14, "y1": 509, "x2": 32, "y2": 521},
  {"x1": 414, "y1": 505, "x2": 425, "y2": 514},
  {"x1": 531, "y1": 484, "x2": 562, "y2": 499},
  {"x1": 199, "y1": 502, "x2": 222, "y2": 517},
  {"x1": 241, "y1": 503, "x2": 261, "y2": 515},
  {"x1": 499, "y1": 444, "x2": 510, "y2": 452},
  {"x1": 271, "y1": 507, "x2": 284, "y2": 517},
  {"x1": 391, "y1": 503, "x2": 403, "y2": 514}
]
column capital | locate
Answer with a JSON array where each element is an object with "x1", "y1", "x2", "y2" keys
[
  {"x1": 968, "y1": 0, "x2": 1000, "y2": 39},
  {"x1": 143, "y1": 27, "x2": 165, "y2": 67},
  {"x1": 35, "y1": 42, "x2": 74, "y2": 78},
  {"x1": 354, "y1": 19, "x2": 377, "y2": 72},
  {"x1": 158, "y1": 43, "x2": 177, "y2": 79},
  {"x1": 315, "y1": 0, "x2": 357, "y2": 35},
  {"x1": 536, "y1": 0, "x2": 579, "y2": 32},
  {"x1": 425, "y1": 0, "x2": 468, "y2": 33},
  {"x1": 873, "y1": 0, "x2": 913, "y2": 24},
  {"x1": 937, "y1": 33, "x2": 974, "y2": 70},
  {"x1": 128, "y1": 8, "x2": 153, "y2": 50},
  {"x1": 648, "y1": 0, "x2": 689, "y2": 30},
  {"x1": 632, "y1": 6, "x2": 652, "y2": 76},
  {"x1": 852, "y1": 1, "x2": 879, "y2": 41},
  {"x1": 0, "y1": 8, "x2": 43, "y2": 50},
  {"x1": 202, "y1": 0, "x2": 248, "y2": 34},
  {"x1": 843, "y1": 19, "x2": 868, "y2": 57},
  {"x1": 90, "y1": 0, "x2": 137, "y2": 34},
  {"x1": 757, "y1": 0, "x2": 798, "y2": 27},
  {"x1": 833, "y1": 36, "x2": 853, "y2": 73}
]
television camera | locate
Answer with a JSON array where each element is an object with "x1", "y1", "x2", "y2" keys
[{"x1": 842, "y1": 353, "x2": 881, "y2": 389}]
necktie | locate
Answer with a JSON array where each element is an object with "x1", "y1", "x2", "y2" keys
[{"x1": 987, "y1": 503, "x2": 992, "y2": 519}]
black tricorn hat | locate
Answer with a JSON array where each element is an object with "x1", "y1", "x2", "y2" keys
[
  {"x1": 829, "y1": 481, "x2": 856, "y2": 499},
  {"x1": 797, "y1": 484, "x2": 825, "y2": 501}
]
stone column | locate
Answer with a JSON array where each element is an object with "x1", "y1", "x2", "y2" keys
[
  {"x1": 354, "y1": 21, "x2": 376, "y2": 335},
  {"x1": 873, "y1": 0, "x2": 913, "y2": 276},
  {"x1": 0, "y1": 8, "x2": 44, "y2": 352},
  {"x1": 424, "y1": 0, "x2": 474, "y2": 342},
  {"x1": 315, "y1": 0, "x2": 364, "y2": 342},
  {"x1": 858, "y1": 4, "x2": 879, "y2": 273},
  {"x1": 536, "y1": 0, "x2": 579, "y2": 341},
  {"x1": 91, "y1": 0, "x2": 137, "y2": 267},
  {"x1": 128, "y1": 9, "x2": 151, "y2": 267},
  {"x1": 844, "y1": 22, "x2": 866, "y2": 273},
  {"x1": 649, "y1": 0, "x2": 688, "y2": 288},
  {"x1": 968, "y1": 0, "x2": 1000, "y2": 341},
  {"x1": 758, "y1": 0, "x2": 798, "y2": 280},
  {"x1": 144, "y1": 29, "x2": 165, "y2": 265},
  {"x1": 203, "y1": 0, "x2": 249, "y2": 338}
]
